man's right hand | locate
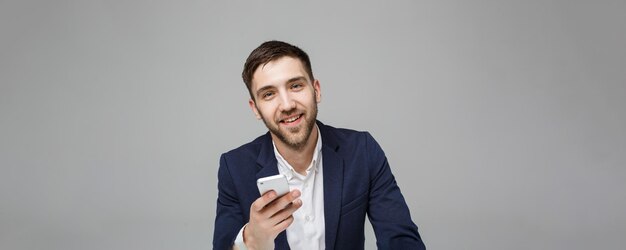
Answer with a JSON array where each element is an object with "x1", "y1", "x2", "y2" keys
[{"x1": 243, "y1": 189, "x2": 302, "y2": 250}]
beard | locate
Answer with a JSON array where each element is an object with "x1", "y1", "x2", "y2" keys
[{"x1": 259, "y1": 103, "x2": 318, "y2": 151}]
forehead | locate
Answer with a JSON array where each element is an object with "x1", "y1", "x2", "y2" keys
[{"x1": 251, "y1": 56, "x2": 309, "y2": 91}]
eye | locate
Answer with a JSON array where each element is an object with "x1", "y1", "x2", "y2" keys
[
  {"x1": 291, "y1": 83, "x2": 304, "y2": 90},
  {"x1": 262, "y1": 91, "x2": 275, "y2": 99}
]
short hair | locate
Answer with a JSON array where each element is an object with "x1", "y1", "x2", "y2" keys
[{"x1": 242, "y1": 40, "x2": 314, "y2": 99}]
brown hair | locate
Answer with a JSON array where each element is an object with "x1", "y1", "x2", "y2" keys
[{"x1": 242, "y1": 41, "x2": 314, "y2": 99}]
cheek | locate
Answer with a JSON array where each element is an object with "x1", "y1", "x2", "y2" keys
[
  {"x1": 256, "y1": 103, "x2": 277, "y2": 117},
  {"x1": 303, "y1": 93, "x2": 318, "y2": 106}
]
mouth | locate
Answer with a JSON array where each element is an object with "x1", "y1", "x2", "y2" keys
[{"x1": 279, "y1": 114, "x2": 303, "y2": 126}]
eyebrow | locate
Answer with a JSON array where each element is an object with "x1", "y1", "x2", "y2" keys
[
  {"x1": 286, "y1": 76, "x2": 307, "y2": 84},
  {"x1": 255, "y1": 76, "x2": 308, "y2": 98}
]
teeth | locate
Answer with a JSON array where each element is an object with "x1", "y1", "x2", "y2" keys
[{"x1": 284, "y1": 115, "x2": 300, "y2": 123}]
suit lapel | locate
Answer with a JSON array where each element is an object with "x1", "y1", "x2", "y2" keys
[
  {"x1": 256, "y1": 132, "x2": 280, "y2": 180},
  {"x1": 255, "y1": 133, "x2": 290, "y2": 249},
  {"x1": 320, "y1": 122, "x2": 344, "y2": 249}
]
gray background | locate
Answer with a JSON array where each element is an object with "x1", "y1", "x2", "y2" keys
[{"x1": 1, "y1": 0, "x2": 625, "y2": 249}]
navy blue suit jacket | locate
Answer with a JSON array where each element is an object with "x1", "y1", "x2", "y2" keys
[{"x1": 213, "y1": 121, "x2": 425, "y2": 249}]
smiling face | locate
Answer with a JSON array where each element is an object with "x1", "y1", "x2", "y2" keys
[{"x1": 249, "y1": 56, "x2": 321, "y2": 150}]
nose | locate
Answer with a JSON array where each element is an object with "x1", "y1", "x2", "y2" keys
[{"x1": 279, "y1": 93, "x2": 296, "y2": 112}]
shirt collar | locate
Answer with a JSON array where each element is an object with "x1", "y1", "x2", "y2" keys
[{"x1": 272, "y1": 126, "x2": 322, "y2": 180}]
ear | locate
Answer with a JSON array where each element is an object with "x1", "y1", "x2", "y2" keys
[
  {"x1": 249, "y1": 99, "x2": 262, "y2": 120},
  {"x1": 313, "y1": 79, "x2": 322, "y2": 103},
  {"x1": 248, "y1": 98, "x2": 261, "y2": 120}
]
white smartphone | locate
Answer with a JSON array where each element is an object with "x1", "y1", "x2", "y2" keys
[{"x1": 257, "y1": 174, "x2": 289, "y2": 197}]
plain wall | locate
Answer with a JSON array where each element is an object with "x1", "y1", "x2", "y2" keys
[{"x1": 1, "y1": 0, "x2": 625, "y2": 249}]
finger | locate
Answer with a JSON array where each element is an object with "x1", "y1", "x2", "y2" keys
[
  {"x1": 273, "y1": 214, "x2": 295, "y2": 234},
  {"x1": 265, "y1": 189, "x2": 300, "y2": 215},
  {"x1": 251, "y1": 190, "x2": 278, "y2": 212},
  {"x1": 269, "y1": 198, "x2": 302, "y2": 225}
]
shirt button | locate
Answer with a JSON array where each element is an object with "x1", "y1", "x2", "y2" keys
[
  {"x1": 305, "y1": 215, "x2": 311, "y2": 221},
  {"x1": 304, "y1": 183, "x2": 309, "y2": 188}
]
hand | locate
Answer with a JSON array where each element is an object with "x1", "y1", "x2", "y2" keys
[{"x1": 243, "y1": 189, "x2": 302, "y2": 250}]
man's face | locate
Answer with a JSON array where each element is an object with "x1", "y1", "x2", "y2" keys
[{"x1": 248, "y1": 56, "x2": 321, "y2": 150}]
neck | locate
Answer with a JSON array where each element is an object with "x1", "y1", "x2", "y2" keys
[{"x1": 273, "y1": 124, "x2": 319, "y2": 175}]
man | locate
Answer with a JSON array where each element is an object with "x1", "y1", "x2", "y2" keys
[{"x1": 213, "y1": 41, "x2": 425, "y2": 250}]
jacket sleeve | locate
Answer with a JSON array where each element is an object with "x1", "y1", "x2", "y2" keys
[
  {"x1": 364, "y1": 132, "x2": 426, "y2": 250},
  {"x1": 213, "y1": 154, "x2": 245, "y2": 250}
]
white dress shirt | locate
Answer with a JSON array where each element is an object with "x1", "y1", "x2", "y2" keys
[
  {"x1": 274, "y1": 128, "x2": 325, "y2": 250},
  {"x1": 235, "y1": 128, "x2": 325, "y2": 250}
]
